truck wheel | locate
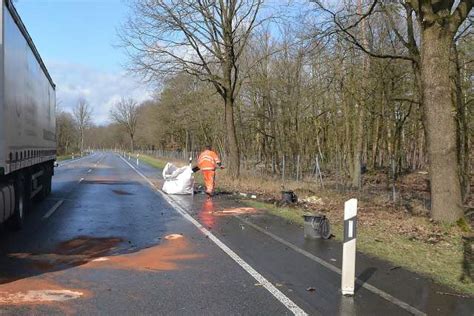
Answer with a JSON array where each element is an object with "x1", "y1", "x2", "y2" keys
[{"x1": 9, "y1": 174, "x2": 29, "y2": 231}]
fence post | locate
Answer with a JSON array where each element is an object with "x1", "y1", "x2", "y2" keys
[
  {"x1": 391, "y1": 157, "x2": 397, "y2": 203},
  {"x1": 282, "y1": 155, "x2": 286, "y2": 183},
  {"x1": 296, "y1": 154, "x2": 300, "y2": 182},
  {"x1": 316, "y1": 156, "x2": 324, "y2": 188},
  {"x1": 271, "y1": 155, "x2": 275, "y2": 175}
]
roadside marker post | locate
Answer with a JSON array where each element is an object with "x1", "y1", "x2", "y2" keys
[
  {"x1": 341, "y1": 198, "x2": 357, "y2": 296},
  {"x1": 137, "y1": 154, "x2": 140, "y2": 166}
]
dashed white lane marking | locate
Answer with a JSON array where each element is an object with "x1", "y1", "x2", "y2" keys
[
  {"x1": 42, "y1": 200, "x2": 64, "y2": 220},
  {"x1": 236, "y1": 217, "x2": 426, "y2": 316},
  {"x1": 79, "y1": 178, "x2": 84, "y2": 183},
  {"x1": 118, "y1": 154, "x2": 307, "y2": 316},
  {"x1": 88, "y1": 169, "x2": 92, "y2": 173}
]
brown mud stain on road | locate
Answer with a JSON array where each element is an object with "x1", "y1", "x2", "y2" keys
[
  {"x1": 8, "y1": 236, "x2": 123, "y2": 272},
  {"x1": 112, "y1": 189, "x2": 134, "y2": 195},
  {"x1": 7, "y1": 235, "x2": 201, "y2": 274},
  {"x1": 55, "y1": 236, "x2": 123, "y2": 257},
  {"x1": 164, "y1": 234, "x2": 183, "y2": 240},
  {"x1": 197, "y1": 200, "x2": 258, "y2": 229},
  {"x1": 81, "y1": 175, "x2": 136, "y2": 186},
  {"x1": 85, "y1": 236, "x2": 203, "y2": 272},
  {"x1": 1, "y1": 235, "x2": 202, "y2": 308},
  {"x1": 0, "y1": 278, "x2": 90, "y2": 306},
  {"x1": 215, "y1": 207, "x2": 258, "y2": 216}
]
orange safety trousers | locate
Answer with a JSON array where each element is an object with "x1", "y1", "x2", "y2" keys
[{"x1": 202, "y1": 170, "x2": 216, "y2": 194}]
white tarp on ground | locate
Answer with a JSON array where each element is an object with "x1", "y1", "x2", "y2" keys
[{"x1": 162, "y1": 163, "x2": 194, "y2": 195}]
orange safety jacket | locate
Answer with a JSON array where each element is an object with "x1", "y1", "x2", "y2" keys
[{"x1": 197, "y1": 150, "x2": 221, "y2": 171}]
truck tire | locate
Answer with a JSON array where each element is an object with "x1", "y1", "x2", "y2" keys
[{"x1": 8, "y1": 174, "x2": 30, "y2": 230}]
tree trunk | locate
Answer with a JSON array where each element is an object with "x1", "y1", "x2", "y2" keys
[
  {"x1": 225, "y1": 95, "x2": 240, "y2": 178},
  {"x1": 371, "y1": 113, "x2": 380, "y2": 169},
  {"x1": 130, "y1": 134, "x2": 135, "y2": 153},
  {"x1": 421, "y1": 26, "x2": 463, "y2": 222}
]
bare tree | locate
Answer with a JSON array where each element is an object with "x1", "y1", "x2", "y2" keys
[
  {"x1": 120, "y1": 0, "x2": 266, "y2": 177},
  {"x1": 73, "y1": 98, "x2": 92, "y2": 155},
  {"x1": 406, "y1": 0, "x2": 472, "y2": 223},
  {"x1": 110, "y1": 98, "x2": 140, "y2": 152},
  {"x1": 56, "y1": 110, "x2": 77, "y2": 155}
]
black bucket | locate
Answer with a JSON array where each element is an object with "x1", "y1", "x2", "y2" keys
[
  {"x1": 303, "y1": 214, "x2": 331, "y2": 239},
  {"x1": 281, "y1": 191, "x2": 297, "y2": 204}
]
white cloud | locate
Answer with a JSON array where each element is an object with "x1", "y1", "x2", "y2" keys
[{"x1": 48, "y1": 61, "x2": 152, "y2": 125}]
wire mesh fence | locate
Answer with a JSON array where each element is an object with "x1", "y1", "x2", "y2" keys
[{"x1": 101, "y1": 147, "x2": 432, "y2": 209}]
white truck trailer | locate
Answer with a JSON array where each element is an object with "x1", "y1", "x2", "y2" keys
[{"x1": 0, "y1": 0, "x2": 56, "y2": 229}]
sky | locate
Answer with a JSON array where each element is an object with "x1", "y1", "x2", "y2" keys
[{"x1": 14, "y1": 0, "x2": 152, "y2": 124}]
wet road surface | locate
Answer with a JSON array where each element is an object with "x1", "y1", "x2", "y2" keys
[{"x1": 0, "y1": 152, "x2": 472, "y2": 315}]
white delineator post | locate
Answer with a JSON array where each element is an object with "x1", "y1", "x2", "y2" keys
[
  {"x1": 341, "y1": 198, "x2": 358, "y2": 296},
  {"x1": 136, "y1": 154, "x2": 140, "y2": 166}
]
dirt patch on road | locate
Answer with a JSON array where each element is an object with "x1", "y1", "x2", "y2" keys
[
  {"x1": 112, "y1": 189, "x2": 134, "y2": 195},
  {"x1": 164, "y1": 234, "x2": 184, "y2": 240},
  {"x1": 84, "y1": 236, "x2": 203, "y2": 272},
  {"x1": 56, "y1": 236, "x2": 123, "y2": 257},
  {"x1": 0, "y1": 278, "x2": 89, "y2": 306},
  {"x1": 8, "y1": 236, "x2": 123, "y2": 272},
  {"x1": 7, "y1": 235, "x2": 201, "y2": 275},
  {"x1": 215, "y1": 207, "x2": 259, "y2": 216},
  {"x1": 81, "y1": 176, "x2": 136, "y2": 186}
]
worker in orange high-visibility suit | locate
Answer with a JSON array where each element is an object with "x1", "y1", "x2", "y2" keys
[{"x1": 197, "y1": 145, "x2": 222, "y2": 196}]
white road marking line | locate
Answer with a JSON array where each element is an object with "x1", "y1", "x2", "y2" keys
[
  {"x1": 237, "y1": 217, "x2": 426, "y2": 316},
  {"x1": 79, "y1": 178, "x2": 84, "y2": 183},
  {"x1": 88, "y1": 169, "x2": 92, "y2": 173},
  {"x1": 42, "y1": 200, "x2": 64, "y2": 220},
  {"x1": 118, "y1": 154, "x2": 307, "y2": 316}
]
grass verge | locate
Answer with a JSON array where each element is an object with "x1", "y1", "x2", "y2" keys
[
  {"x1": 57, "y1": 152, "x2": 91, "y2": 161},
  {"x1": 136, "y1": 154, "x2": 168, "y2": 169},
  {"x1": 56, "y1": 155, "x2": 73, "y2": 161}
]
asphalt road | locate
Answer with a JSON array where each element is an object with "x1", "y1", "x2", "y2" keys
[{"x1": 0, "y1": 152, "x2": 472, "y2": 315}]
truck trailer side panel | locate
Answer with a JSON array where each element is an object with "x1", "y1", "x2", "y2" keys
[
  {"x1": 2, "y1": 0, "x2": 56, "y2": 175},
  {"x1": 0, "y1": 0, "x2": 56, "y2": 228},
  {"x1": 0, "y1": 3, "x2": 5, "y2": 177}
]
